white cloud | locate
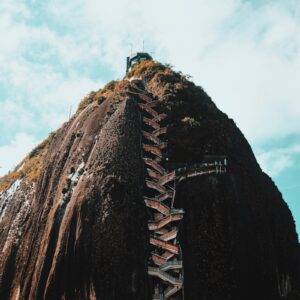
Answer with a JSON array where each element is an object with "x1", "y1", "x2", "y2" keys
[
  {"x1": 0, "y1": 98, "x2": 36, "y2": 135},
  {"x1": 257, "y1": 151, "x2": 293, "y2": 177},
  {"x1": 256, "y1": 144, "x2": 300, "y2": 177},
  {"x1": 0, "y1": 4, "x2": 103, "y2": 140},
  {"x1": 45, "y1": 0, "x2": 300, "y2": 143},
  {"x1": 38, "y1": 74, "x2": 101, "y2": 129},
  {"x1": 1, "y1": 0, "x2": 300, "y2": 175},
  {"x1": 0, "y1": 133, "x2": 39, "y2": 176},
  {"x1": 0, "y1": 57, "x2": 101, "y2": 136}
]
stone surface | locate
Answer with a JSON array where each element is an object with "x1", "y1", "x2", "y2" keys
[{"x1": 0, "y1": 61, "x2": 299, "y2": 299}]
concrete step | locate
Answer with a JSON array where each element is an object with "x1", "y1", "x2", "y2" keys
[
  {"x1": 151, "y1": 251, "x2": 177, "y2": 266},
  {"x1": 148, "y1": 212, "x2": 183, "y2": 231},
  {"x1": 143, "y1": 131, "x2": 162, "y2": 145},
  {"x1": 144, "y1": 198, "x2": 170, "y2": 215},
  {"x1": 138, "y1": 93, "x2": 152, "y2": 103},
  {"x1": 146, "y1": 180, "x2": 166, "y2": 194},
  {"x1": 164, "y1": 284, "x2": 182, "y2": 299},
  {"x1": 153, "y1": 114, "x2": 167, "y2": 122},
  {"x1": 160, "y1": 260, "x2": 183, "y2": 272},
  {"x1": 158, "y1": 171, "x2": 176, "y2": 185},
  {"x1": 148, "y1": 267, "x2": 183, "y2": 286},
  {"x1": 159, "y1": 229, "x2": 178, "y2": 241},
  {"x1": 143, "y1": 158, "x2": 166, "y2": 175},
  {"x1": 147, "y1": 168, "x2": 162, "y2": 181},
  {"x1": 157, "y1": 190, "x2": 174, "y2": 201},
  {"x1": 150, "y1": 236, "x2": 179, "y2": 254},
  {"x1": 152, "y1": 126, "x2": 167, "y2": 136},
  {"x1": 139, "y1": 103, "x2": 159, "y2": 117},
  {"x1": 143, "y1": 117, "x2": 160, "y2": 129},
  {"x1": 143, "y1": 144, "x2": 163, "y2": 158}
]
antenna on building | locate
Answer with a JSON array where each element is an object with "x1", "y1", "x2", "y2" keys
[{"x1": 142, "y1": 40, "x2": 145, "y2": 52}]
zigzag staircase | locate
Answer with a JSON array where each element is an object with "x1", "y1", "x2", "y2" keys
[{"x1": 129, "y1": 81, "x2": 227, "y2": 300}]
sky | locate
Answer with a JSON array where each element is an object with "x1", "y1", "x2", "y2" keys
[{"x1": 0, "y1": 0, "x2": 299, "y2": 234}]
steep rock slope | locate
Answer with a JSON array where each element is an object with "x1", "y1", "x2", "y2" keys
[{"x1": 0, "y1": 61, "x2": 299, "y2": 300}]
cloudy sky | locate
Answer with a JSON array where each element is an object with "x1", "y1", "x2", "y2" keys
[{"x1": 0, "y1": 0, "x2": 299, "y2": 233}]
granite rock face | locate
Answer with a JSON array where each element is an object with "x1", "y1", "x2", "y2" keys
[{"x1": 0, "y1": 61, "x2": 299, "y2": 299}]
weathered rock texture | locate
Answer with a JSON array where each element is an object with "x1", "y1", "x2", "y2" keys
[{"x1": 0, "y1": 61, "x2": 299, "y2": 300}]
